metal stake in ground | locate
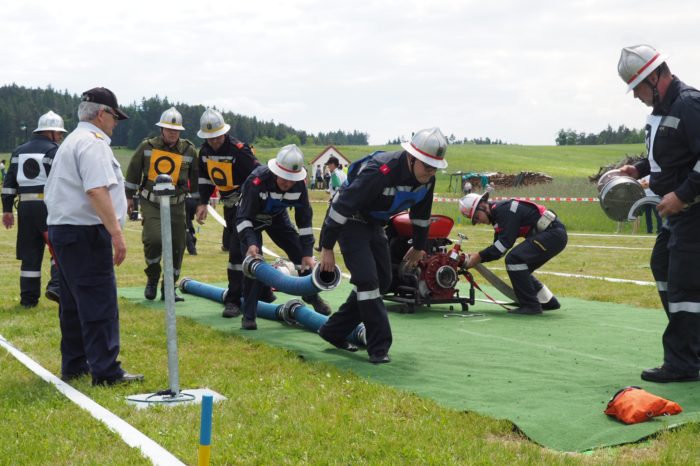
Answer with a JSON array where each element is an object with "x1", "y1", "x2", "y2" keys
[{"x1": 126, "y1": 174, "x2": 226, "y2": 409}]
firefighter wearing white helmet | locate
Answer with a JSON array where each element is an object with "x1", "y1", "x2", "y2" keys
[
  {"x1": 615, "y1": 44, "x2": 700, "y2": 383},
  {"x1": 459, "y1": 192, "x2": 567, "y2": 315},
  {"x1": 124, "y1": 106, "x2": 198, "y2": 302},
  {"x1": 316, "y1": 128, "x2": 446, "y2": 364},
  {"x1": 194, "y1": 107, "x2": 265, "y2": 318},
  {"x1": 1, "y1": 110, "x2": 68, "y2": 306},
  {"x1": 236, "y1": 144, "x2": 330, "y2": 329}
]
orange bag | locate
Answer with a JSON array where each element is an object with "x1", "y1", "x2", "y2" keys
[{"x1": 604, "y1": 386, "x2": 682, "y2": 424}]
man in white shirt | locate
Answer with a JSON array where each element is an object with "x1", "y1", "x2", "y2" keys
[{"x1": 45, "y1": 87, "x2": 143, "y2": 386}]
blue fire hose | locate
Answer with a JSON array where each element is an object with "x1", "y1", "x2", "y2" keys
[
  {"x1": 179, "y1": 278, "x2": 365, "y2": 347},
  {"x1": 242, "y1": 255, "x2": 341, "y2": 296}
]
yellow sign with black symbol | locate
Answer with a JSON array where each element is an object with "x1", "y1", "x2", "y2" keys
[
  {"x1": 206, "y1": 159, "x2": 237, "y2": 191},
  {"x1": 148, "y1": 149, "x2": 183, "y2": 182}
]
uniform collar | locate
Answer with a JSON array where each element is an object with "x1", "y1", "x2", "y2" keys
[
  {"x1": 78, "y1": 121, "x2": 112, "y2": 145},
  {"x1": 652, "y1": 76, "x2": 681, "y2": 115}
]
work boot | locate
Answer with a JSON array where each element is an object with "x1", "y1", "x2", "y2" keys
[
  {"x1": 507, "y1": 306, "x2": 542, "y2": 315},
  {"x1": 318, "y1": 327, "x2": 359, "y2": 352},
  {"x1": 144, "y1": 279, "x2": 158, "y2": 301},
  {"x1": 45, "y1": 288, "x2": 60, "y2": 303},
  {"x1": 260, "y1": 286, "x2": 277, "y2": 304},
  {"x1": 161, "y1": 288, "x2": 185, "y2": 302},
  {"x1": 641, "y1": 366, "x2": 700, "y2": 383},
  {"x1": 369, "y1": 352, "x2": 391, "y2": 364},
  {"x1": 222, "y1": 302, "x2": 242, "y2": 318},
  {"x1": 303, "y1": 295, "x2": 332, "y2": 316},
  {"x1": 186, "y1": 235, "x2": 197, "y2": 255},
  {"x1": 541, "y1": 296, "x2": 561, "y2": 311},
  {"x1": 241, "y1": 317, "x2": 257, "y2": 330}
]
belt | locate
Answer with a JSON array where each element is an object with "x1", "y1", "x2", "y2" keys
[
  {"x1": 140, "y1": 189, "x2": 186, "y2": 205},
  {"x1": 18, "y1": 193, "x2": 44, "y2": 201},
  {"x1": 220, "y1": 192, "x2": 242, "y2": 208}
]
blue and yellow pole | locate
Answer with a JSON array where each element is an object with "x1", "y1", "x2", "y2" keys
[{"x1": 198, "y1": 395, "x2": 213, "y2": 466}]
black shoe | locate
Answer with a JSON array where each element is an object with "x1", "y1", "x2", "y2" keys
[
  {"x1": 222, "y1": 303, "x2": 242, "y2": 318},
  {"x1": 144, "y1": 281, "x2": 158, "y2": 300},
  {"x1": 45, "y1": 289, "x2": 60, "y2": 303},
  {"x1": 303, "y1": 295, "x2": 332, "y2": 316},
  {"x1": 641, "y1": 366, "x2": 700, "y2": 383},
  {"x1": 20, "y1": 301, "x2": 38, "y2": 309},
  {"x1": 93, "y1": 372, "x2": 144, "y2": 386},
  {"x1": 241, "y1": 317, "x2": 257, "y2": 330},
  {"x1": 508, "y1": 306, "x2": 543, "y2": 315},
  {"x1": 61, "y1": 371, "x2": 89, "y2": 383},
  {"x1": 260, "y1": 287, "x2": 277, "y2": 304},
  {"x1": 369, "y1": 353, "x2": 391, "y2": 364},
  {"x1": 160, "y1": 289, "x2": 185, "y2": 302},
  {"x1": 541, "y1": 296, "x2": 560, "y2": 311},
  {"x1": 318, "y1": 328, "x2": 359, "y2": 352}
]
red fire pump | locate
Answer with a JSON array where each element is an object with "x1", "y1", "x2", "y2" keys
[{"x1": 383, "y1": 212, "x2": 475, "y2": 313}]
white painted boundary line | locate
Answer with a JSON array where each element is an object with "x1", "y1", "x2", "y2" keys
[
  {"x1": 488, "y1": 267, "x2": 655, "y2": 287},
  {"x1": 0, "y1": 334, "x2": 185, "y2": 466}
]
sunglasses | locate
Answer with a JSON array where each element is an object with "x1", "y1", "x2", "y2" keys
[{"x1": 103, "y1": 109, "x2": 119, "y2": 121}]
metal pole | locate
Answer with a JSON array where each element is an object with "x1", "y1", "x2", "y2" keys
[{"x1": 154, "y1": 174, "x2": 180, "y2": 396}]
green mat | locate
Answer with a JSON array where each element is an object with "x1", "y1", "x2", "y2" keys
[{"x1": 120, "y1": 281, "x2": 700, "y2": 452}]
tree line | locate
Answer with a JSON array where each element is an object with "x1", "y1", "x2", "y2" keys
[
  {"x1": 386, "y1": 134, "x2": 506, "y2": 145},
  {"x1": 0, "y1": 84, "x2": 369, "y2": 151},
  {"x1": 555, "y1": 125, "x2": 644, "y2": 145}
]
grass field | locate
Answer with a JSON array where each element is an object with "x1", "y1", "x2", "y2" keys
[{"x1": 3, "y1": 143, "x2": 699, "y2": 465}]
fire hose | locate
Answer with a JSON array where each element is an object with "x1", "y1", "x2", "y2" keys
[
  {"x1": 242, "y1": 255, "x2": 342, "y2": 296},
  {"x1": 179, "y1": 278, "x2": 366, "y2": 347}
]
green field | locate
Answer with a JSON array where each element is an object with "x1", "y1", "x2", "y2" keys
[{"x1": 5, "y1": 143, "x2": 698, "y2": 465}]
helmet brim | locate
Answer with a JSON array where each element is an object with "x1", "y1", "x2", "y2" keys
[
  {"x1": 33, "y1": 127, "x2": 67, "y2": 133},
  {"x1": 197, "y1": 123, "x2": 231, "y2": 139},
  {"x1": 267, "y1": 158, "x2": 307, "y2": 182},
  {"x1": 401, "y1": 142, "x2": 448, "y2": 169},
  {"x1": 156, "y1": 122, "x2": 185, "y2": 131}
]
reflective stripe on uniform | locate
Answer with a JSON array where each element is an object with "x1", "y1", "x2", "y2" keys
[
  {"x1": 146, "y1": 256, "x2": 161, "y2": 265},
  {"x1": 20, "y1": 270, "x2": 41, "y2": 278},
  {"x1": 236, "y1": 220, "x2": 253, "y2": 233},
  {"x1": 536, "y1": 284, "x2": 553, "y2": 302},
  {"x1": 124, "y1": 181, "x2": 140, "y2": 190},
  {"x1": 669, "y1": 301, "x2": 700, "y2": 314},
  {"x1": 494, "y1": 240, "x2": 507, "y2": 253},
  {"x1": 2, "y1": 187, "x2": 17, "y2": 195},
  {"x1": 506, "y1": 263, "x2": 529, "y2": 271},
  {"x1": 328, "y1": 207, "x2": 348, "y2": 225},
  {"x1": 412, "y1": 218, "x2": 430, "y2": 227},
  {"x1": 298, "y1": 227, "x2": 314, "y2": 236},
  {"x1": 199, "y1": 177, "x2": 214, "y2": 186},
  {"x1": 356, "y1": 288, "x2": 381, "y2": 301},
  {"x1": 693, "y1": 160, "x2": 700, "y2": 174},
  {"x1": 656, "y1": 281, "x2": 668, "y2": 292},
  {"x1": 510, "y1": 201, "x2": 519, "y2": 213},
  {"x1": 18, "y1": 193, "x2": 44, "y2": 201},
  {"x1": 228, "y1": 263, "x2": 242, "y2": 271}
]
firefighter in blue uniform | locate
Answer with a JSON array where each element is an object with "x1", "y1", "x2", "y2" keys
[
  {"x1": 236, "y1": 144, "x2": 331, "y2": 330},
  {"x1": 2, "y1": 111, "x2": 66, "y2": 307},
  {"x1": 459, "y1": 192, "x2": 567, "y2": 314},
  {"x1": 317, "y1": 128, "x2": 446, "y2": 364},
  {"x1": 194, "y1": 108, "x2": 264, "y2": 318},
  {"x1": 617, "y1": 45, "x2": 700, "y2": 383}
]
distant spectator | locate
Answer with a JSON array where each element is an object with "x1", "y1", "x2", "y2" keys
[
  {"x1": 462, "y1": 180, "x2": 472, "y2": 194},
  {"x1": 314, "y1": 165, "x2": 323, "y2": 190},
  {"x1": 325, "y1": 156, "x2": 347, "y2": 200},
  {"x1": 0, "y1": 159, "x2": 6, "y2": 181}
]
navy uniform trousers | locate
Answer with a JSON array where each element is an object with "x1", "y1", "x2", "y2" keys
[
  {"x1": 650, "y1": 203, "x2": 700, "y2": 374},
  {"x1": 241, "y1": 213, "x2": 317, "y2": 320},
  {"x1": 504, "y1": 222, "x2": 568, "y2": 309},
  {"x1": 48, "y1": 224, "x2": 123, "y2": 382},
  {"x1": 319, "y1": 220, "x2": 393, "y2": 357},
  {"x1": 16, "y1": 200, "x2": 59, "y2": 305},
  {"x1": 224, "y1": 204, "x2": 245, "y2": 305}
]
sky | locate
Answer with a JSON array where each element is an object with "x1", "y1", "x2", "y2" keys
[{"x1": 2, "y1": 0, "x2": 700, "y2": 146}]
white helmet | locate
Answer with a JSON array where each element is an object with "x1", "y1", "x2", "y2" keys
[
  {"x1": 618, "y1": 44, "x2": 668, "y2": 93},
  {"x1": 197, "y1": 108, "x2": 231, "y2": 139},
  {"x1": 34, "y1": 110, "x2": 67, "y2": 133},
  {"x1": 459, "y1": 192, "x2": 489, "y2": 224},
  {"x1": 156, "y1": 107, "x2": 185, "y2": 131},
  {"x1": 401, "y1": 127, "x2": 448, "y2": 169},
  {"x1": 267, "y1": 144, "x2": 307, "y2": 182}
]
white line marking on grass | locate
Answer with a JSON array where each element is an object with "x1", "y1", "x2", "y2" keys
[
  {"x1": 568, "y1": 232, "x2": 656, "y2": 239},
  {"x1": 569, "y1": 245, "x2": 651, "y2": 251},
  {"x1": 455, "y1": 328, "x2": 639, "y2": 368},
  {"x1": 488, "y1": 267, "x2": 655, "y2": 287},
  {"x1": 596, "y1": 323, "x2": 658, "y2": 334},
  {"x1": 0, "y1": 334, "x2": 185, "y2": 466}
]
